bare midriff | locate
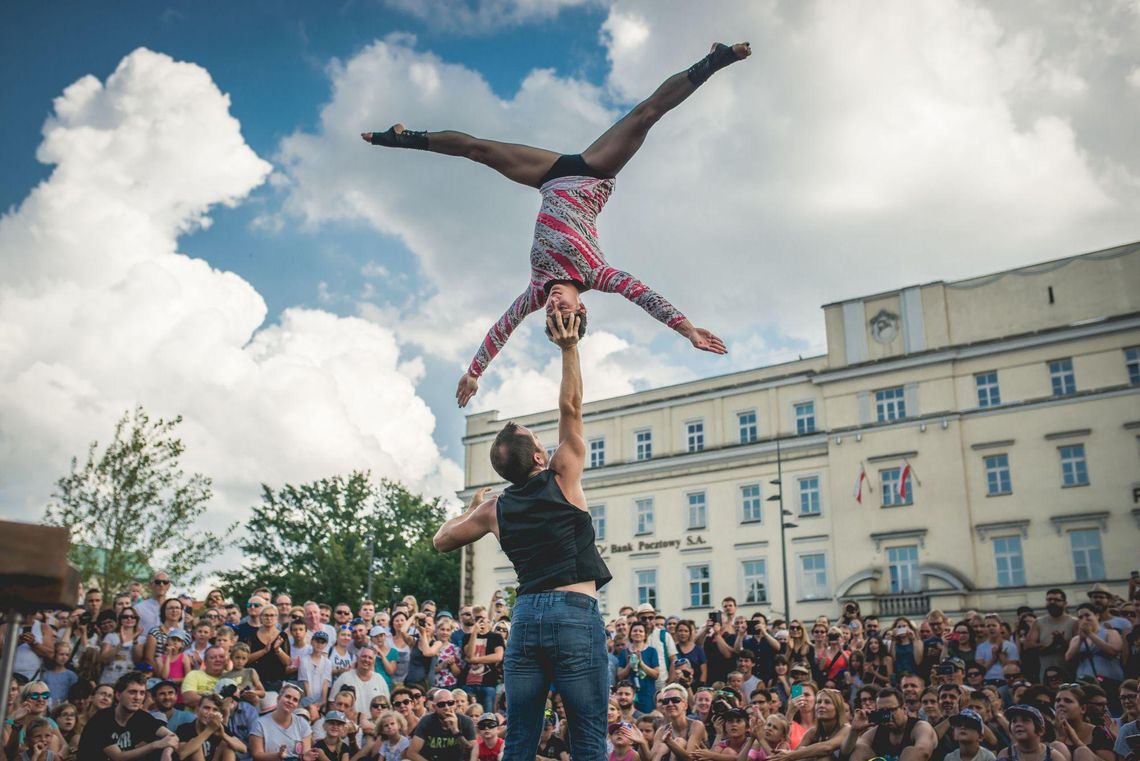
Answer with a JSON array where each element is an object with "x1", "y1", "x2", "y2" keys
[{"x1": 552, "y1": 580, "x2": 597, "y2": 597}]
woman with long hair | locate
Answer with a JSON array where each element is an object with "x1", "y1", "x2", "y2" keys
[
  {"x1": 946, "y1": 620, "x2": 977, "y2": 667},
  {"x1": 815, "y1": 628, "x2": 849, "y2": 688},
  {"x1": 98, "y1": 607, "x2": 142, "y2": 685},
  {"x1": 243, "y1": 605, "x2": 291, "y2": 691},
  {"x1": 785, "y1": 622, "x2": 816, "y2": 675},
  {"x1": 767, "y1": 688, "x2": 850, "y2": 761},
  {"x1": 362, "y1": 44, "x2": 750, "y2": 407},
  {"x1": 886, "y1": 618, "x2": 924, "y2": 675},
  {"x1": 388, "y1": 610, "x2": 413, "y2": 686},
  {"x1": 1052, "y1": 685, "x2": 1115, "y2": 761},
  {"x1": 142, "y1": 597, "x2": 183, "y2": 669},
  {"x1": 861, "y1": 636, "x2": 893, "y2": 688},
  {"x1": 672, "y1": 619, "x2": 708, "y2": 687}
]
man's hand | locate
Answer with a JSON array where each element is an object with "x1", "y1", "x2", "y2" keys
[
  {"x1": 851, "y1": 708, "x2": 870, "y2": 732},
  {"x1": 442, "y1": 713, "x2": 460, "y2": 734},
  {"x1": 154, "y1": 734, "x2": 180, "y2": 750},
  {"x1": 547, "y1": 313, "x2": 580, "y2": 350},
  {"x1": 467, "y1": 487, "x2": 493, "y2": 513},
  {"x1": 456, "y1": 372, "x2": 479, "y2": 408}
]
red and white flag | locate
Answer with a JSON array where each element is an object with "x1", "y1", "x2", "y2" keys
[
  {"x1": 853, "y1": 464, "x2": 868, "y2": 504},
  {"x1": 898, "y1": 462, "x2": 913, "y2": 500}
]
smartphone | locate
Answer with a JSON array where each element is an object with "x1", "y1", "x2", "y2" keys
[
  {"x1": 895, "y1": 626, "x2": 908, "y2": 636},
  {"x1": 790, "y1": 683, "x2": 804, "y2": 700},
  {"x1": 709, "y1": 611, "x2": 722, "y2": 625},
  {"x1": 869, "y1": 709, "x2": 894, "y2": 725},
  {"x1": 747, "y1": 620, "x2": 761, "y2": 635},
  {"x1": 935, "y1": 663, "x2": 956, "y2": 675}
]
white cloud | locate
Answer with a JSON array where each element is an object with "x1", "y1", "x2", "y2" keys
[
  {"x1": 1129, "y1": 67, "x2": 1140, "y2": 89},
  {"x1": 383, "y1": 0, "x2": 599, "y2": 34},
  {"x1": 0, "y1": 49, "x2": 463, "y2": 564}
]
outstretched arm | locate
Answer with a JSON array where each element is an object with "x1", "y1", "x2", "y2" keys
[
  {"x1": 457, "y1": 286, "x2": 544, "y2": 407},
  {"x1": 591, "y1": 265, "x2": 726, "y2": 354},
  {"x1": 547, "y1": 314, "x2": 587, "y2": 509}
]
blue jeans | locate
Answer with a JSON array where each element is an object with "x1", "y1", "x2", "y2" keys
[
  {"x1": 503, "y1": 591, "x2": 607, "y2": 761},
  {"x1": 463, "y1": 684, "x2": 496, "y2": 713}
]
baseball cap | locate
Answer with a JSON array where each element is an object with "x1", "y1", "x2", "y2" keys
[
  {"x1": 169, "y1": 629, "x2": 192, "y2": 644},
  {"x1": 1005, "y1": 704, "x2": 1045, "y2": 730},
  {"x1": 369, "y1": 625, "x2": 391, "y2": 637},
  {"x1": 608, "y1": 721, "x2": 634, "y2": 734},
  {"x1": 945, "y1": 657, "x2": 966, "y2": 671},
  {"x1": 148, "y1": 679, "x2": 177, "y2": 694},
  {"x1": 311, "y1": 630, "x2": 329, "y2": 642},
  {"x1": 722, "y1": 708, "x2": 749, "y2": 722},
  {"x1": 324, "y1": 711, "x2": 348, "y2": 724},
  {"x1": 478, "y1": 715, "x2": 500, "y2": 729},
  {"x1": 949, "y1": 708, "x2": 984, "y2": 733}
]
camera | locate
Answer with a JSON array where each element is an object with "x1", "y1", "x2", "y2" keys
[
  {"x1": 711, "y1": 698, "x2": 734, "y2": 717},
  {"x1": 869, "y1": 709, "x2": 894, "y2": 725},
  {"x1": 747, "y1": 620, "x2": 762, "y2": 635},
  {"x1": 709, "y1": 611, "x2": 722, "y2": 625},
  {"x1": 935, "y1": 664, "x2": 956, "y2": 675},
  {"x1": 217, "y1": 683, "x2": 239, "y2": 699}
]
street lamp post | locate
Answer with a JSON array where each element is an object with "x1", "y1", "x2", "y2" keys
[{"x1": 767, "y1": 436, "x2": 797, "y2": 619}]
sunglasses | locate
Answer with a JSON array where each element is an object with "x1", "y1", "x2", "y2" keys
[
  {"x1": 410, "y1": 693, "x2": 423, "y2": 700},
  {"x1": 435, "y1": 700, "x2": 456, "y2": 707},
  {"x1": 119, "y1": 615, "x2": 138, "y2": 620},
  {"x1": 152, "y1": 579, "x2": 171, "y2": 585},
  {"x1": 27, "y1": 691, "x2": 51, "y2": 701},
  {"x1": 335, "y1": 610, "x2": 351, "y2": 616},
  {"x1": 392, "y1": 699, "x2": 411, "y2": 707},
  {"x1": 659, "y1": 696, "x2": 684, "y2": 705},
  {"x1": 371, "y1": 702, "x2": 388, "y2": 709}
]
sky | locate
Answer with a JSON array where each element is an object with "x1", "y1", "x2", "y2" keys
[{"x1": 1, "y1": 0, "x2": 1138, "y2": 577}]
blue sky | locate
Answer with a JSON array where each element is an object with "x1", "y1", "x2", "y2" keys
[{"x1": 2, "y1": 1, "x2": 1137, "y2": 555}]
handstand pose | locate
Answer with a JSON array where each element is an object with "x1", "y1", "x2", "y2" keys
[{"x1": 362, "y1": 42, "x2": 751, "y2": 407}]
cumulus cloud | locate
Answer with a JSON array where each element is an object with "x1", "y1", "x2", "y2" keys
[
  {"x1": 280, "y1": 1, "x2": 1139, "y2": 417},
  {"x1": 0, "y1": 49, "x2": 462, "y2": 553},
  {"x1": 384, "y1": 0, "x2": 600, "y2": 34}
]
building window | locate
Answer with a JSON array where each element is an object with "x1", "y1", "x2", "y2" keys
[
  {"x1": 635, "y1": 498, "x2": 655, "y2": 536},
  {"x1": 687, "y1": 491, "x2": 707, "y2": 530},
  {"x1": 875, "y1": 386, "x2": 907, "y2": 422},
  {"x1": 589, "y1": 505, "x2": 606, "y2": 541},
  {"x1": 740, "y1": 484, "x2": 762, "y2": 523},
  {"x1": 1049, "y1": 358, "x2": 1076, "y2": 396},
  {"x1": 795, "y1": 402, "x2": 816, "y2": 434},
  {"x1": 589, "y1": 437, "x2": 605, "y2": 468},
  {"x1": 1059, "y1": 444, "x2": 1089, "y2": 486},
  {"x1": 1069, "y1": 529, "x2": 1106, "y2": 581},
  {"x1": 687, "y1": 564, "x2": 711, "y2": 608},
  {"x1": 635, "y1": 429, "x2": 653, "y2": 461},
  {"x1": 636, "y1": 569, "x2": 658, "y2": 608},
  {"x1": 993, "y1": 536, "x2": 1026, "y2": 586},
  {"x1": 1126, "y1": 347, "x2": 1140, "y2": 386},
  {"x1": 880, "y1": 467, "x2": 913, "y2": 507},
  {"x1": 798, "y1": 553, "x2": 830, "y2": 600},
  {"x1": 596, "y1": 585, "x2": 608, "y2": 616},
  {"x1": 798, "y1": 476, "x2": 821, "y2": 516},
  {"x1": 742, "y1": 560, "x2": 768, "y2": 604},
  {"x1": 686, "y1": 420, "x2": 705, "y2": 452},
  {"x1": 887, "y1": 545, "x2": 920, "y2": 594},
  {"x1": 738, "y1": 410, "x2": 758, "y2": 443},
  {"x1": 975, "y1": 371, "x2": 1001, "y2": 408},
  {"x1": 984, "y1": 454, "x2": 1012, "y2": 496}
]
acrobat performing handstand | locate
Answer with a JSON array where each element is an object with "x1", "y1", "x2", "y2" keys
[{"x1": 362, "y1": 42, "x2": 751, "y2": 407}]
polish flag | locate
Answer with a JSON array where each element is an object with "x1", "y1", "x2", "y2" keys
[
  {"x1": 853, "y1": 465, "x2": 868, "y2": 504},
  {"x1": 898, "y1": 462, "x2": 913, "y2": 500}
]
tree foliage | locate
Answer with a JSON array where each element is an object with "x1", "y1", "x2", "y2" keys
[
  {"x1": 219, "y1": 472, "x2": 459, "y2": 611},
  {"x1": 45, "y1": 405, "x2": 228, "y2": 594}
]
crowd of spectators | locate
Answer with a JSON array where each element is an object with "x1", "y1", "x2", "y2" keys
[{"x1": 2, "y1": 574, "x2": 1138, "y2": 761}]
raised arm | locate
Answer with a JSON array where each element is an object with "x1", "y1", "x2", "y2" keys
[
  {"x1": 434, "y1": 487, "x2": 498, "y2": 553},
  {"x1": 547, "y1": 314, "x2": 587, "y2": 507},
  {"x1": 458, "y1": 286, "x2": 543, "y2": 406},
  {"x1": 591, "y1": 265, "x2": 725, "y2": 354}
]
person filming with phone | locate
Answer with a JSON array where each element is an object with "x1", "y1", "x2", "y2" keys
[{"x1": 841, "y1": 686, "x2": 936, "y2": 761}]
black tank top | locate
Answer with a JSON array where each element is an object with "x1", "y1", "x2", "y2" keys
[
  {"x1": 496, "y1": 469, "x2": 612, "y2": 595},
  {"x1": 871, "y1": 717, "x2": 920, "y2": 760}
]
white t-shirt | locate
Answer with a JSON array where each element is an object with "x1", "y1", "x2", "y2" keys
[
  {"x1": 135, "y1": 598, "x2": 162, "y2": 635},
  {"x1": 647, "y1": 628, "x2": 677, "y2": 690},
  {"x1": 330, "y1": 669, "x2": 390, "y2": 716},
  {"x1": 299, "y1": 654, "x2": 333, "y2": 700},
  {"x1": 252, "y1": 714, "x2": 312, "y2": 759},
  {"x1": 100, "y1": 631, "x2": 141, "y2": 685},
  {"x1": 329, "y1": 646, "x2": 356, "y2": 675},
  {"x1": 975, "y1": 639, "x2": 1019, "y2": 681},
  {"x1": 13, "y1": 621, "x2": 45, "y2": 679}
]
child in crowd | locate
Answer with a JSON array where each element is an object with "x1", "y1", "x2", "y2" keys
[
  {"x1": 299, "y1": 631, "x2": 332, "y2": 706},
  {"x1": 40, "y1": 644, "x2": 77, "y2": 710},
  {"x1": 607, "y1": 721, "x2": 639, "y2": 761},
  {"x1": 946, "y1": 709, "x2": 997, "y2": 761},
  {"x1": 313, "y1": 710, "x2": 355, "y2": 761},
  {"x1": 222, "y1": 643, "x2": 265, "y2": 701},
  {"x1": 473, "y1": 714, "x2": 504, "y2": 760},
  {"x1": 367, "y1": 710, "x2": 409, "y2": 761},
  {"x1": 188, "y1": 622, "x2": 213, "y2": 669},
  {"x1": 536, "y1": 713, "x2": 569, "y2": 761},
  {"x1": 330, "y1": 628, "x2": 355, "y2": 678},
  {"x1": 19, "y1": 718, "x2": 57, "y2": 761},
  {"x1": 155, "y1": 630, "x2": 191, "y2": 696}
]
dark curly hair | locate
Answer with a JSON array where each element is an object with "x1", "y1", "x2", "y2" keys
[{"x1": 544, "y1": 311, "x2": 588, "y2": 342}]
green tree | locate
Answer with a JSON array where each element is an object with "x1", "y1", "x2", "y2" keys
[
  {"x1": 45, "y1": 405, "x2": 229, "y2": 594},
  {"x1": 219, "y1": 473, "x2": 458, "y2": 611}
]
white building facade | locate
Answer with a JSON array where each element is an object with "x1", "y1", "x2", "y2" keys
[{"x1": 459, "y1": 242, "x2": 1140, "y2": 620}]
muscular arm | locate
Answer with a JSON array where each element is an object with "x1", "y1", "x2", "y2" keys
[
  {"x1": 548, "y1": 315, "x2": 587, "y2": 509},
  {"x1": 434, "y1": 489, "x2": 498, "y2": 553},
  {"x1": 467, "y1": 286, "x2": 543, "y2": 377}
]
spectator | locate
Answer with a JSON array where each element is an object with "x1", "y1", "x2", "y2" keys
[
  {"x1": 142, "y1": 598, "x2": 185, "y2": 669},
  {"x1": 175, "y1": 692, "x2": 243, "y2": 761},
  {"x1": 1024, "y1": 590, "x2": 1079, "y2": 682},
  {"x1": 313, "y1": 709, "x2": 357, "y2": 761},
  {"x1": 474, "y1": 712, "x2": 506, "y2": 760},
  {"x1": 406, "y1": 687, "x2": 475, "y2": 761},
  {"x1": 367, "y1": 709, "x2": 409, "y2": 761},
  {"x1": 635, "y1": 603, "x2": 676, "y2": 695},
  {"x1": 243, "y1": 606, "x2": 290, "y2": 691},
  {"x1": 996, "y1": 705, "x2": 1066, "y2": 761},
  {"x1": 1065, "y1": 604, "x2": 1124, "y2": 689},
  {"x1": 149, "y1": 679, "x2": 195, "y2": 731},
  {"x1": 613, "y1": 681, "x2": 641, "y2": 723},
  {"x1": 298, "y1": 630, "x2": 332, "y2": 706},
  {"x1": 77, "y1": 671, "x2": 177, "y2": 761},
  {"x1": 182, "y1": 645, "x2": 229, "y2": 709},
  {"x1": 900, "y1": 674, "x2": 926, "y2": 718},
  {"x1": 302, "y1": 601, "x2": 337, "y2": 644},
  {"x1": 329, "y1": 626, "x2": 356, "y2": 679},
  {"x1": 155, "y1": 629, "x2": 192, "y2": 694},
  {"x1": 670, "y1": 620, "x2": 707, "y2": 687},
  {"x1": 135, "y1": 572, "x2": 173, "y2": 635},
  {"x1": 786, "y1": 680, "x2": 818, "y2": 749},
  {"x1": 945, "y1": 708, "x2": 996, "y2": 761},
  {"x1": 777, "y1": 687, "x2": 851, "y2": 761},
  {"x1": 331, "y1": 646, "x2": 390, "y2": 716},
  {"x1": 224, "y1": 643, "x2": 267, "y2": 703},
  {"x1": 432, "y1": 618, "x2": 463, "y2": 690},
  {"x1": 273, "y1": 594, "x2": 293, "y2": 623},
  {"x1": 1052, "y1": 684, "x2": 1114, "y2": 761},
  {"x1": 784, "y1": 621, "x2": 817, "y2": 680},
  {"x1": 887, "y1": 619, "x2": 925, "y2": 678},
  {"x1": 651, "y1": 681, "x2": 707, "y2": 757},
  {"x1": 460, "y1": 610, "x2": 503, "y2": 713},
  {"x1": 249, "y1": 683, "x2": 312, "y2": 760},
  {"x1": 842, "y1": 686, "x2": 937, "y2": 761},
  {"x1": 976, "y1": 615, "x2": 1019, "y2": 684},
  {"x1": 40, "y1": 641, "x2": 78, "y2": 709},
  {"x1": 389, "y1": 611, "x2": 414, "y2": 685},
  {"x1": 617, "y1": 621, "x2": 660, "y2": 714}
]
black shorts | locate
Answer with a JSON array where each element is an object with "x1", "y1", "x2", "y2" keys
[{"x1": 536, "y1": 153, "x2": 613, "y2": 188}]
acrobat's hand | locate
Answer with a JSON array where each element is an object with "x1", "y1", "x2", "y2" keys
[
  {"x1": 547, "y1": 313, "x2": 580, "y2": 350},
  {"x1": 688, "y1": 326, "x2": 727, "y2": 355},
  {"x1": 456, "y1": 372, "x2": 479, "y2": 408}
]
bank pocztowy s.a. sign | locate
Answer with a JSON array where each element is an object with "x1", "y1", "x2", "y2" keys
[{"x1": 598, "y1": 534, "x2": 708, "y2": 555}]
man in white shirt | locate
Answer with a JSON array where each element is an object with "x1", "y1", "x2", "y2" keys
[
  {"x1": 635, "y1": 603, "x2": 675, "y2": 693},
  {"x1": 135, "y1": 571, "x2": 172, "y2": 635},
  {"x1": 330, "y1": 646, "x2": 389, "y2": 717}
]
